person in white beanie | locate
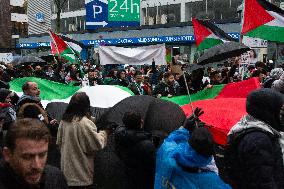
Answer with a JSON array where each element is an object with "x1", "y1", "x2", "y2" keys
[{"x1": 272, "y1": 73, "x2": 284, "y2": 94}]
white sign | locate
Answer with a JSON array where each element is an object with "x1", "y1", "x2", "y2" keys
[
  {"x1": 0, "y1": 53, "x2": 13, "y2": 63},
  {"x1": 10, "y1": 0, "x2": 25, "y2": 7},
  {"x1": 242, "y1": 36, "x2": 267, "y2": 48},
  {"x1": 99, "y1": 44, "x2": 166, "y2": 65},
  {"x1": 11, "y1": 13, "x2": 28, "y2": 22}
]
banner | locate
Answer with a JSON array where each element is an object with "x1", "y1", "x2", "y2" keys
[{"x1": 98, "y1": 44, "x2": 166, "y2": 65}]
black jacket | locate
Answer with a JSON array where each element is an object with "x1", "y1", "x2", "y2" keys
[
  {"x1": 228, "y1": 130, "x2": 284, "y2": 189},
  {"x1": 115, "y1": 127, "x2": 156, "y2": 189},
  {"x1": 152, "y1": 82, "x2": 179, "y2": 97},
  {"x1": 0, "y1": 161, "x2": 68, "y2": 189},
  {"x1": 110, "y1": 78, "x2": 129, "y2": 87},
  {"x1": 225, "y1": 89, "x2": 284, "y2": 189},
  {"x1": 128, "y1": 82, "x2": 145, "y2": 95},
  {"x1": 225, "y1": 117, "x2": 284, "y2": 189}
]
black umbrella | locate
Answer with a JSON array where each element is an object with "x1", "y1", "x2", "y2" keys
[
  {"x1": 97, "y1": 95, "x2": 185, "y2": 134},
  {"x1": 11, "y1": 56, "x2": 45, "y2": 66},
  {"x1": 197, "y1": 41, "x2": 250, "y2": 65},
  {"x1": 45, "y1": 102, "x2": 109, "y2": 122},
  {"x1": 94, "y1": 95, "x2": 185, "y2": 189}
]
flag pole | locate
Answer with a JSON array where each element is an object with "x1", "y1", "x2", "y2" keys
[{"x1": 182, "y1": 70, "x2": 198, "y2": 124}]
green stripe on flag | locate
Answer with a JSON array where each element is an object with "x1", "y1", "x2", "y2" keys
[
  {"x1": 197, "y1": 38, "x2": 223, "y2": 51},
  {"x1": 10, "y1": 77, "x2": 80, "y2": 100},
  {"x1": 161, "y1": 84, "x2": 225, "y2": 106},
  {"x1": 61, "y1": 47, "x2": 79, "y2": 63},
  {"x1": 114, "y1": 85, "x2": 135, "y2": 95},
  {"x1": 245, "y1": 24, "x2": 284, "y2": 42}
]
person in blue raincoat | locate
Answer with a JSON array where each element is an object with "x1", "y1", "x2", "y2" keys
[{"x1": 154, "y1": 108, "x2": 231, "y2": 189}]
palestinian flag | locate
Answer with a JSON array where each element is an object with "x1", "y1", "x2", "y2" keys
[
  {"x1": 9, "y1": 77, "x2": 134, "y2": 109},
  {"x1": 242, "y1": 0, "x2": 284, "y2": 42},
  {"x1": 58, "y1": 34, "x2": 84, "y2": 56},
  {"x1": 192, "y1": 18, "x2": 237, "y2": 51},
  {"x1": 49, "y1": 30, "x2": 79, "y2": 63},
  {"x1": 163, "y1": 77, "x2": 261, "y2": 145},
  {"x1": 10, "y1": 77, "x2": 260, "y2": 146}
]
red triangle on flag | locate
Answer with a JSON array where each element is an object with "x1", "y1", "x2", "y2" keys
[
  {"x1": 49, "y1": 30, "x2": 68, "y2": 53},
  {"x1": 242, "y1": 0, "x2": 274, "y2": 34},
  {"x1": 192, "y1": 18, "x2": 212, "y2": 47}
]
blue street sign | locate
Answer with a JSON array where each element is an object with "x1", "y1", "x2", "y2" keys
[
  {"x1": 85, "y1": 0, "x2": 140, "y2": 30},
  {"x1": 16, "y1": 32, "x2": 240, "y2": 49}
]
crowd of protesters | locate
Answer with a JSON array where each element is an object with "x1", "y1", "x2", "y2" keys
[
  {"x1": 0, "y1": 55, "x2": 283, "y2": 189},
  {"x1": 0, "y1": 55, "x2": 283, "y2": 96}
]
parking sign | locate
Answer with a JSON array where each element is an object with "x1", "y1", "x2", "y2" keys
[{"x1": 85, "y1": 0, "x2": 140, "y2": 30}]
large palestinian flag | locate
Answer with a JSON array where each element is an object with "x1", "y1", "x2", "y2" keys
[
  {"x1": 49, "y1": 30, "x2": 79, "y2": 63},
  {"x1": 192, "y1": 18, "x2": 237, "y2": 51},
  {"x1": 242, "y1": 0, "x2": 284, "y2": 42},
  {"x1": 163, "y1": 77, "x2": 261, "y2": 145},
  {"x1": 9, "y1": 77, "x2": 134, "y2": 108},
  {"x1": 10, "y1": 77, "x2": 260, "y2": 145}
]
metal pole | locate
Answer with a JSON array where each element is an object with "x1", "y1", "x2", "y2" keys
[
  {"x1": 182, "y1": 71, "x2": 195, "y2": 116},
  {"x1": 205, "y1": 0, "x2": 208, "y2": 14}
]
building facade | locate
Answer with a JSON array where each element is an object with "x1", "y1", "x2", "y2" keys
[
  {"x1": 0, "y1": 0, "x2": 27, "y2": 51},
  {"x1": 27, "y1": 0, "x2": 52, "y2": 35},
  {"x1": 17, "y1": 0, "x2": 282, "y2": 62}
]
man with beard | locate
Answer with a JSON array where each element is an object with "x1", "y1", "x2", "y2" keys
[
  {"x1": 128, "y1": 71, "x2": 145, "y2": 95},
  {"x1": 87, "y1": 69, "x2": 103, "y2": 86},
  {"x1": 0, "y1": 118, "x2": 68, "y2": 189},
  {"x1": 153, "y1": 72, "x2": 180, "y2": 98},
  {"x1": 33, "y1": 66, "x2": 46, "y2": 79}
]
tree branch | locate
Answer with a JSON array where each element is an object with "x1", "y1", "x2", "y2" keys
[{"x1": 60, "y1": 0, "x2": 68, "y2": 9}]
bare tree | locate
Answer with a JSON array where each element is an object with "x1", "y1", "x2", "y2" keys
[{"x1": 54, "y1": 0, "x2": 68, "y2": 32}]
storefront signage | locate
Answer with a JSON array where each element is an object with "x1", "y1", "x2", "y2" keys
[{"x1": 16, "y1": 33, "x2": 240, "y2": 49}]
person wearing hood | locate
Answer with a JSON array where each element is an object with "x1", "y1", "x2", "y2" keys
[
  {"x1": 225, "y1": 88, "x2": 284, "y2": 189},
  {"x1": 154, "y1": 108, "x2": 231, "y2": 189}
]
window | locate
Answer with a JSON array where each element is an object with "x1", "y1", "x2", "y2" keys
[
  {"x1": 159, "y1": 4, "x2": 181, "y2": 23},
  {"x1": 69, "y1": 0, "x2": 85, "y2": 11},
  {"x1": 186, "y1": 0, "x2": 242, "y2": 20}
]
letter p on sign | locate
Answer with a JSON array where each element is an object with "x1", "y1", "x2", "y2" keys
[{"x1": 93, "y1": 5, "x2": 102, "y2": 18}]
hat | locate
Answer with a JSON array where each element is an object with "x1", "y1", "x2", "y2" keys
[
  {"x1": 246, "y1": 88, "x2": 284, "y2": 131},
  {"x1": 189, "y1": 127, "x2": 214, "y2": 157},
  {"x1": 270, "y1": 68, "x2": 284, "y2": 80},
  {"x1": 0, "y1": 89, "x2": 11, "y2": 103},
  {"x1": 272, "y1": 73, "x2": 284, "y2": 94}
]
